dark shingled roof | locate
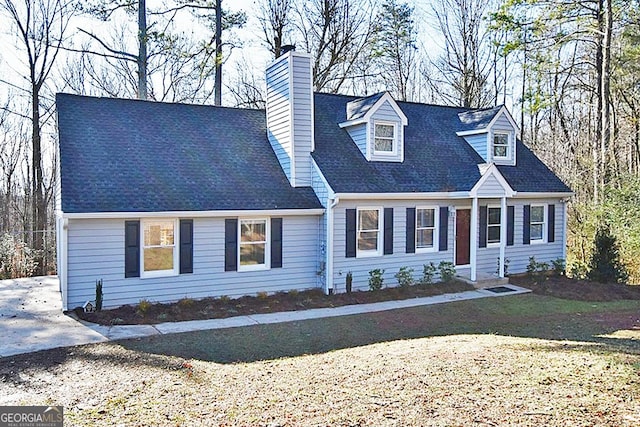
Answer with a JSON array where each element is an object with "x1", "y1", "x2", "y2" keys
[
  {"x1": 457, "y1": 105, "x2": 503, "y2": 132},
  {"x1": 346, "y1": 92, "x2": 385, "y2": 120},
  {"x1": 311, "y1": 93, "x2": 571, "y2": 194},
  {"x1": 56, "y1": 94, "x2": 321, "y2": 213}
]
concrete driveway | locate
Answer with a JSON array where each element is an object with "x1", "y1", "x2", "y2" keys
[{"x1": 0, "y1": 276, "x2": 108, "y2": 357}]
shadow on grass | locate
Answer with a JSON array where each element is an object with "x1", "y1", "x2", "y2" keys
[{"x1": 117, "y1": 294, "x2": 640, "y2": 364}]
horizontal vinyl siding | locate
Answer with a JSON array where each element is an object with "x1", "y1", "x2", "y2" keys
[
  {"x1": 291, "y1": 54, "x2": 313, "y2": 186},
  {"x1": 464, "y1": 134, "x2": 488, "y2": 161},
  {"x1": 266, "y1": 56, "x2": 292, "y2": 180},
  {"x1": 475, "y1": 174, "x2": 506, "y2": 197},
  {"x1": 369, "y1": 101, "x2": 404, "y2": 162},
  {"x1": 492, "y1": 114, "x2": 513, "y2": 131},
  {"x1": 346, "y1": 124, "x2": 367, "y2": 158},
  {"x1": 66, "y1": 216, "x2": 320, "y2": 309},
  {"x1": 310, "y1": 166, "x2": 329, "y2": 287},
  {"x1": 475, "y1": 199, "x2": 565, "y2": 276},
  {"x1": 332, "y1": 200, "x2": 455, "y2": 293}
]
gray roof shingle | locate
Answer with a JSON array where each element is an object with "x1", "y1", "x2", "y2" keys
[
  {"x1": 457, "y1": 105, "x2": 503, "y2": 132},
  {"x1": 56, "y1": 94, "x2": 321, "y2": 213},
  {"x1": 57, "y1": 92, "x2": 571, "y2": 215},
  {"x1": 311, "y1": 93, "x2": 571, "y2": 194},
  {"x1": 346, "y1": 92, "x2": 385, "y2": 120}
]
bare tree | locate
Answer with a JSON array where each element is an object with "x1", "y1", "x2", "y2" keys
[
  {"x1": 72, "y1": 0, "x2": 246, "y2": 102},
  {"x1": 256, "y1": 0, "x2": 375, "y2": 94},
  {"x1": 430, "y1": 0, "x2": 493, "y2": 108},
  {"x1": 1, "y1": 0, "x2": 75, "y2": 274}
]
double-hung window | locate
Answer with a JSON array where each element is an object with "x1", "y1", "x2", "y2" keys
[
  {"x1": 239, "y1": 219, "x2": 269, "y2": 270},
  {"x1": 416, "y1": 207, "x2": 437, "y2": 252},
  {"x1": 357, "y1": 208, "x2": 381, "y2": 256},
  {"x1": 374, "y1": 122, "x2": 396, "y2": 154},
  {"x1": 530, "y1": 205, "x2": 546, "y2": 243},
  {"x1": 487, "y1": 207, "x2": 501, "y2": 245},
  {"x1": 493, "y1": 132, "x2": 509, "y2": 159},
  {"x1": 142, "y1": 219, "x2": 178, "y2": 276}
]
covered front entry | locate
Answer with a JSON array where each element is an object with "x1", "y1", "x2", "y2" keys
[{"x1": 455, "y1": 209, "x2": 471, "y2": 266}]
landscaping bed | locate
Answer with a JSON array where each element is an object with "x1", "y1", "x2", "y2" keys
[
  {"x1": 510, "y1": 273, "x2": 640, "y2": 301},
  {"x1": 74, "y1": 280, "x2": 474, "y2": 325}
]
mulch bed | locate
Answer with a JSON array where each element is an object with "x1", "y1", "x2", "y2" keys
[
  {"x1": 75, "y1": 280, "x2": 475, "y2": 326},
  {"x1": 509, "y1": 273, "x2": 640, "y2": 301}
]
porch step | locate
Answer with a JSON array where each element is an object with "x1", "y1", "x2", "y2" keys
[{"x1": 456, "y1": 272, "x2": 509, "y2": 289}]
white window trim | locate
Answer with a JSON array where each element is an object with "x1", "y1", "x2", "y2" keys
[
  {"x1": 372, "y1": 121, "x2": 398, "y2": 156},
  {"x1": 415, "y1": 206, "x2": 439, "y2": 253},
  {"x1": 530, "y1": 204, "x2": 547, "y2": 244},
  {"x1": 491, "y1": 131, "x2": 511, "y2": 161},
  {"x1": 486, "y1": 205, "x2": 502, "y2": 247},
  {"x1": 356, "y1": 207, "x2": 383, "y2": 258},
  {"x1": 141, "y1": 218, "x2": 179, "y2": 278},
  {"x1": 238, "y1": 217, "x2": 271, "y2": 272}
]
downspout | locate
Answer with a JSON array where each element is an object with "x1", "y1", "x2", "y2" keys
[
  {"x1": 499, "y1": 196, "x2": 507, "y2": 278},
  {"x1": 58, "y1": 217, "x2": 69, "y2": 310},
  {"x1": 562, "y1": 199, "x2": 568, "y2": 262},
  {"x1": 470, "y1": 197, "x2": 478, "y2": 282},
  {"x1": 326, "y1": 197, "x2": 339, "y2": 294}
]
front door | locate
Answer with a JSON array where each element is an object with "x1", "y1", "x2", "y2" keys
[{"x1": 455, "y1": 209, "x2": 471, "y2": 266}]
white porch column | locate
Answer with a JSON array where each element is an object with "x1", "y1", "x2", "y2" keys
[
  {"x1": 499, "y1": 196, "x2": 507, "y2": 278},
  {"x1": 470, "y1": 197, "x2": 478, "y2": 282}
]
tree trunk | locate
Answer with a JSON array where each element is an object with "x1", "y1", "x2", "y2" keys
[
  {"x1": 31, "y1": 84, "x2": 45, "y2": 275},
  {"x1": 137, "y1": 0, "x2": 147, "y2": 99},
  {"x1": 214, "y1": 0, "x2": 222, "y2": 106},
  {"x1": 600, "y1": 0, "x2": 612, "y2": 190}
]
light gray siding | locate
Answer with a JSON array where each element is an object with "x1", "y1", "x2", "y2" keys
[
  {"x1": 66, "y1": 216, "x2": 321, "y2": 309},
  {"x1": 331, "y1": 199, "x2": 455, "y2": 293},
  {"x1": 346, "y1": 124, "x2": 367, "y2": 158},
  {"x1": 266, "y1": 56, "x2": 292, "y2": 181},
  {"x1": 490, "y1": 112, "x2": 516, "y2": 165},
  {"x1": 475, "y1": 199, "x2": 566, "y2": 276},
  {"x1": 492, "y1": 113, "x2": 513, "y2": 131},
  {"x1": 369, "y1": 100, "x2": 404, "y2": 162},
  {"x1": 265, "y1": 52, "x2": 314, "y2": 187},
  {"x1": 291, "y1": 54, "x2": 314, "y2": 186},
  {"x1": 475, "y1": 174, "x2": 506, "y2": 197},
  {"x1": 463, "y1": 133, "x2": 488, "y2": 161},
  {"x1": 310, "y1": 164, "x2": 331, "y2": 287}
]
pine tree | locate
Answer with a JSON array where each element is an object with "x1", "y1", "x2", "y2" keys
[{"x1": 587, "y1": 225, "x2": 629, "y2": 284}]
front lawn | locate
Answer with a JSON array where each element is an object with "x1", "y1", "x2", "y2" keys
[{"x1": 1, "y1": 292, "x2": 639, "y2": 426}]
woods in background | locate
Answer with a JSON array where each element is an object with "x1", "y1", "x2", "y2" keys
[{"x1": 0, "y1": 0, "x2": 638, "y2": 281}]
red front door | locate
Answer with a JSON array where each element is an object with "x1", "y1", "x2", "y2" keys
[{"x1": 455, "y1": 209, "x2": 471, "y2": 266}]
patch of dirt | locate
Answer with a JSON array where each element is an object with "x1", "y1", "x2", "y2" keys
[
  {"x1": 75, "y1": 280, "x2": 474, "y2": 326},
  {"x1": 510, "y1": 273, "x2": 640, "y2": 301}
]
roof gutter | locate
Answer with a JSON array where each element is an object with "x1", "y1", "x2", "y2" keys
[{"x1": 61, "y1": 208, "x2": 325, "y2": 219}]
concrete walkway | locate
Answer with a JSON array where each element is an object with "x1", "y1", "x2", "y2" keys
[{"x1": 0, "y1": 276, "x2": 530, "y2": 358}]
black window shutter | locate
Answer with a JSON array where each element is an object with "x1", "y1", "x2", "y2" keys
[
  {"x1": 271, "y1": 218, "x2": 283, "y2": 268},
  {"x1": 224, "y1": 219, "x2": 238, "y2": 271},
  {"x1": 124, "y1": 220, "x2": 140, "y2": 278},
  {"x1": 507, "y1": 206, "x2": 514, "y2": 246},
  {"x1": 179, "y1": 219, "x2": 193, "y2": 274},
  {"x1": 439, "y1": 206, "x2": 448, "y2": 251},
  {"x1": 383, "y1": 208, "x2": 393, "y2": 255},
  {"x1": 479, "y1": 206, "x2": 488, "y2": 248},
  {"x1": 523, "y1": 205, "x2": 531, "y2": 245},
  {"x1": 406, "y1": 208, "x2": 415, "y2": 254},
  {"x1": 346, "y1": 209, "x2": 356, "y2": 258},
  {"x1": 548, "y1": 204, "x2": 555, "y2": 242}
]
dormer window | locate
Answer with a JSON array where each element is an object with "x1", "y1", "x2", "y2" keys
[
  {"x1": 374, "y1": 122, "x2": 396, "y2": 154},
  {"x1": 493, "y1": 132, "x2": 510, "y2": 159}
]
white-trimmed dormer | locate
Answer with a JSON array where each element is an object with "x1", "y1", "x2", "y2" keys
[
  {"x1": 457, "y1": 105, "x2": 519, "y2": 166},
  {"x1": 339, "y1": 92, "x2": 408, "y2": 163}
]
